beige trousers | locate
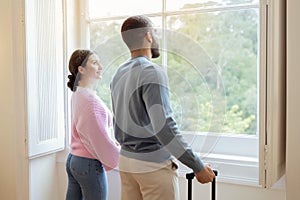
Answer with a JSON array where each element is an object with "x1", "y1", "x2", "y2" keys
[{"x1": 119, "y1": 161, "x2": 180, "y2": 200}]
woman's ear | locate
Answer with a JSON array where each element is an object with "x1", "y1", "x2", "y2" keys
[{"x1": 78, "y1": 66, "x2": 85, "y2": 74}]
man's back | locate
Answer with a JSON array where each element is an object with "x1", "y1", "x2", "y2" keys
[{"x1": 110, "y1": 56, "x2": 173, "y2": 163}]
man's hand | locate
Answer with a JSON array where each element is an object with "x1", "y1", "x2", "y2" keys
[{"x1": 195, "y1": 165, "x2": 215, "y2": 184}]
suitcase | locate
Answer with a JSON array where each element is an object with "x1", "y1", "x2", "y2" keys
[{"x1": 185, "y1": 170, "x2": 218, "y2": 200}]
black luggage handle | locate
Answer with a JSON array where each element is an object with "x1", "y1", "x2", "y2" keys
[{"x1": 186, "y1": 170, "x2": 218, "y2": 200}]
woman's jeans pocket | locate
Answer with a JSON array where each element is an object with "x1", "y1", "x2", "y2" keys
[{"x1": 69, "y1": 155, "x2": 91, "y2": 176}]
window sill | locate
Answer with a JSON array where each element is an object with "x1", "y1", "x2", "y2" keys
[
  {"x1": 180, "y1": 132, "x2": 259, "y2": 186},
  {"x1": 178, "y1": 132, "x2": 285, "y2": 189},
  {"x1": 177, "y1": 152, "x2": 259, "y2": 187}
]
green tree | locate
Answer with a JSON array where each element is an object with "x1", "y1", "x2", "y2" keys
[{"x1": 167, "y1": 5, "x2": 258, "y2": 134}]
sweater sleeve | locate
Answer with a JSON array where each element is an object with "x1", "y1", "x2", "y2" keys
[
  {"x1": 141, "y1": 66, "x2": 204, "y2": 173},
  {"x1": 76, "y1": 95, "x2": 120, "y2": 171}
]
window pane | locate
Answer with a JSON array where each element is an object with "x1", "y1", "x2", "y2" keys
[
  {"x1": 90, "y1": 20, "x2": 126, "y2": 108},
  {"x1": 166, "y1": 0, "x2": 259, "y2": 11},
  {"x1": 166, "y1": 9, "x2": 259, "y2": 135},
  {"x1": 89, "y1": 0, "x2": 162, "y2": 18},
  {"x1": 90, "y1": 20, "x2": 123, "y2": 50}
]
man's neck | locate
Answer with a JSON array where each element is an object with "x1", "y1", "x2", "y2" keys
[{"x1": 131, "y1": 49, "x2": 152, "y2": 59}]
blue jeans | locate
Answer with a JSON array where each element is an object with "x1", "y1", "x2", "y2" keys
[{"x1": 66, "y1": 154, "x2": 108, "y2": 200}]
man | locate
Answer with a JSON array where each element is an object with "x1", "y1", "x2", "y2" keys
[{"x1": 110, "y1": 15, "x2": 215, "y2": 200}]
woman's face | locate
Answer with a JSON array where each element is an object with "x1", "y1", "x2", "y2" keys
[{"x1": 80, "y1": 53, "x2": 103, "y2": 81}]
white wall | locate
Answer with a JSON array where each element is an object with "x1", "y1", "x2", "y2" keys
[
  {"x1": 186, "y1": 179, "x2": 284, "y2": 200},
  {"x1": 30, "y1": 155, "x2": 59, "y2": 200},
  {"x1": 0, "y1": 1, "x2": 17, "y2": 199},
  {"x1": 286, "y1": 0, "x2": 300, "y2": 200},
  {"x1": 0, "y1": 0, "x2": 29, "y2": 199}
]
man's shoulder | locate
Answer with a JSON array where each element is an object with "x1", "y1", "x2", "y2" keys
[
  {"x1": 138, "y1": 60, "x2": 164, "y2": 74},
  {"x1": 141, "y1": 62, "x2": 166, "y2": 76},
  {"x1": 130, "y1": 56, "x2": 161, "y2": 70}
]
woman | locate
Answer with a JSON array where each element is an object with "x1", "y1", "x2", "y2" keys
[{"x1": 66, "y1": 49, "x2": 120, "y2": 200}]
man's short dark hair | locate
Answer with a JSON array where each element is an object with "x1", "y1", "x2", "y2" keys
[{"x1": 121, "y1": 15, "x2": 153, "y2": 51}]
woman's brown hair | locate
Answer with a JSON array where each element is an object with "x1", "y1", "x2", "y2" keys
[{"x1": 67, "y1": 49, "x2": 94, "y2": 92}]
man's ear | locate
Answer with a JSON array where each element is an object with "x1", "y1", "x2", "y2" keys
[{"x1": 145, "y1": 32, "x2": 152, "y2": 43}]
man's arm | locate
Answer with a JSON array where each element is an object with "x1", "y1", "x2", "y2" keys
[{"x1": 141, "y1": 66, "x2": 204, "y2": 173}]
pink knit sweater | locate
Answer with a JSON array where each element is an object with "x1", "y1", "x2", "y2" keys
[{"x1": 70, "y1": 87, "x2": 120, "y2": 171}]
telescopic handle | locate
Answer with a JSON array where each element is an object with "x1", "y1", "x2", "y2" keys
[
  {"x1": 185, "y1": 169, "x2": 218, "y2": 180},
  {"x1": 186, "y1": 170, "x2": 218, "y2": 200}
]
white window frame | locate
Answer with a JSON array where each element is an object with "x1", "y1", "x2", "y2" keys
[
  {"x1": 25, "y1": 0, "x2": 66, "y2": 158},
  {"x1": 259, "y1": 0, "x2": 286, "y2": 189},
  {"x1": 78, "y1": 0, "x2": 286, "y2": 188}
]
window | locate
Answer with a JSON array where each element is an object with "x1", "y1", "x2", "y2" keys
[
  {"x1": 25, "y1": 0, "x2": 65, "y2": 157},
  {"x1": 80, "y1": 0, "x2": 285, "y2": 187}
]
